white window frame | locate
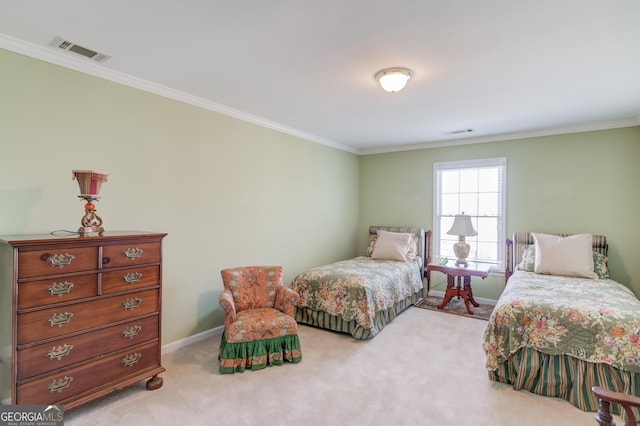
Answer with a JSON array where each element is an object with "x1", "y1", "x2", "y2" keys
[{"x1": 433, "y1": 157, "x2": 507, "y2": 272}]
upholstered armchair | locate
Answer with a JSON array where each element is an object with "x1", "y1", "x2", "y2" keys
[{"x1": 218, "y1": 266, "x2": 302, "y2": 374}]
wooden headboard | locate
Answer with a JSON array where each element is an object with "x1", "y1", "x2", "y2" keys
[
  {"x1": 505, "y1": 232, "x2": 608, "y2": 282},
  {"x1": 368, "y1": 226, "x2": 431, "y2": 275}
]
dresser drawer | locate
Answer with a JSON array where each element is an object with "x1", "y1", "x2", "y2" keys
[
  {"x1": 2, "y1": 231, "x2": 166, "y2": 409},
  {"x1": 101, "y1": 265, "x2": 160, "y2": 294},
  {"x1": 17, "y1": 289, "x2": 159, "y2": 345},
  {"x1": 18, "y1": 274, "x2": 98, "y2": 309},
  {"x1": 18, "y1": 247, "x2": 99, "y2": 279},
  {"x1": 16, "y1": 341, "x2": 160, "y2": 405},
  {"x1": 101, "y1": 242, "x2": 161, "y2": 269},
  {"x1": 17, "y1": 315, "x2": 159, "y2": 380}
]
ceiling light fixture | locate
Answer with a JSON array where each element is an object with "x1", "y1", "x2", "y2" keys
[{"x1": 375, "y1": 67, "x2": 413, "y2": 93}]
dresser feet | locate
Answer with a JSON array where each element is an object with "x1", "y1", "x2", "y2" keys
[{"x1": 146, "y1": 375, "x2": 163, "y2": 390}]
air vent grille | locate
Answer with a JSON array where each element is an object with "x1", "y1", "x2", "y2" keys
[
  {"x1": 50, "y1": 37, "x2": 111, "y2": 63},
  {"x1": 58, "y1": 40, "x2": 73, "y2": 50},
  {"x1": 443, "y1": 129, "x2": 474, "y2": 135}
]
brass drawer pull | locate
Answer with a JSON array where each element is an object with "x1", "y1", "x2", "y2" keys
[
  {"x1": 123, "y1": 272, "x2": 143, "y2": 284},
  {"x1": 122, "y1": 352, "x2": 142, "y2": 367},
  {"x1": 48, "y1": 281, "x2": 74, "y2": 296},
  {"x1": 47, "y1": 344, "x2": 74, "y2": 360},
  {"x1": 48, "y1": 376, "x2": 73, "y2": 393},
  {"x1": 43, "y1": 253, "x2": 75, "y2": 268},
  {"x1": 48, "y1": 312, "x2": 74, "y2": 327},
  {"x1": 122, "y1": 298, "x2": 142, "y2": 310},
  {"x1": 122, "y1": 325, "x2": 142, "y2": 339},
  {"x1": 124, "y1": 248, "x2": 144, "y2": 259}
]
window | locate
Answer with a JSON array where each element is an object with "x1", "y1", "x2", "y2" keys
[{"x1": 433, "y1": 157, "x2": 506, "y2": 271}]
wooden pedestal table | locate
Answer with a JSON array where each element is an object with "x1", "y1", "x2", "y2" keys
[{"x1": 425, "y1": 261, "x2": 491, "y2": 315}]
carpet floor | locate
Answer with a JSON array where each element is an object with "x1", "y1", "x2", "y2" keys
[
  {"x1": 62, "y1": 307, "x2": 616, "y2": 426},
  {"x1": 414, "y1": 294, "x2": 495, "y2": 320}
]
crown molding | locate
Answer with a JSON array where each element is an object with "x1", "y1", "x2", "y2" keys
[
  {"x1": 0, "y1": 33, "x2": 358, "y2": 155},
  {"x1": 3, "y1": 33, "x2": 637, "y2": 157},
  {"x1": 360, "y1": 117, "x2": 640, "y2": 155}
]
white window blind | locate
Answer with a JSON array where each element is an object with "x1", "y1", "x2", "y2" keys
[{"x1": 433, "y1": 157, "x2": 507, "y2": 271}]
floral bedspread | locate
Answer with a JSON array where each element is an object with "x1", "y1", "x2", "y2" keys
[
  {"x1": 290, "y1": 256, "x2": 423, "y2": 331},
  {"x1": 483, "y1": 271, "x2": 640, "y2": 373}
]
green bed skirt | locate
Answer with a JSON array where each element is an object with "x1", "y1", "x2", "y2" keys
[
  {"x1": 490, "y1": 346, "x2": 640, "y2": 418},
  {"x1": 218, "y1": 333, "x2": 302, "y2": 374},
  {"x1": 295, "y1": 289, "x2": 424, "y2": 340}
]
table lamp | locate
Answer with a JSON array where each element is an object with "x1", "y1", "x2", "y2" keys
[
  {"x1": 72, "y1": 170, "x2": 109, "y2": 236},
  {"x1": 446, "y1": 213, "x2": 477, "y2": 265}
]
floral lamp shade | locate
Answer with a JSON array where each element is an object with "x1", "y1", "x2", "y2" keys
[{"x1": 72, "y1": 170, "x2": 109, "y2": 198}]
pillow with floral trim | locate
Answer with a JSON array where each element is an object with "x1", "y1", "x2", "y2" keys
[
  {"x1": 366, "y1": 234, "x2": 377, "y2": 257},
  {"x1": 516, "y1": 245, "x2": 536, "y2": 272},
  {"x1": 593, "y1": 251, "x2": 610, "y2": 279}
]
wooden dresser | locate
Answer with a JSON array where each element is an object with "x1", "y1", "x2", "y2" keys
[{"x1": 0, "y1": 231, "x2": 167, "y2": 409}]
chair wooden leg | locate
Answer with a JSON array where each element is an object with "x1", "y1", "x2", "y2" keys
[{"x1": 594, "y1": 399, "x2": 615, "y2": 426}]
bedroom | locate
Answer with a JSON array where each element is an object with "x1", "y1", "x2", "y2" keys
[{"x1": 1, "y1": 2, "x2": 640, "y2": 424}]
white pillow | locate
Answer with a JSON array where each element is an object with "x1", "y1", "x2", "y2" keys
[
  {"x1": 532, "y1": 233, "x2": 597, "y2": 279},
  {"x1": 371, "y1": 230, "x2": 412, "y2": 261}
]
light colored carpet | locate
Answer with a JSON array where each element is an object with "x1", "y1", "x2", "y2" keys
[{"x1": 64, "y1": 307, "x2": 616, "y2": 426}]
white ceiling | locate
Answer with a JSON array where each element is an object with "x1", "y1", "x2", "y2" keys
[{"x1": 1, "y1": 1, "x2": 639, "y2": 154}]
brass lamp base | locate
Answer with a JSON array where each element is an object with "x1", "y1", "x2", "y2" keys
[{"x1": 78, "y1": 197, "x2": 104, "y2": 236}]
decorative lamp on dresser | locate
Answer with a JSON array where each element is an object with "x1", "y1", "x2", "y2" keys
[{"x1": 0, "y1": 231, "x2": 167, "y2": 409}]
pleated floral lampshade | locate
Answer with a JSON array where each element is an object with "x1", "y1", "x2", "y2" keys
[{"x1": 72, "y1": 170, "x2": 109, "y2": 198}]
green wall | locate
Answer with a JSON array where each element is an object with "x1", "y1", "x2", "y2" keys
[
  {"x1": 0, "y1": 48, "x2": 360, "y2": 344},
  {"x1": 2, "y1": 47, "x2": 639, "y2": 344},
  {"x1": 359, "y1": 127, "x2": 640, "y2": 299}
]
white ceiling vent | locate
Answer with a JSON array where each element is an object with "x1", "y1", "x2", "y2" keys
[
  {"x1": 50, "y1": 37, "x2": 111, "y2": 63},
  {"x1": 443, "y1": 129, "x2": 474, "y2": 135}
]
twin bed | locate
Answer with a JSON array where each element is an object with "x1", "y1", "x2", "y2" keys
[
  {"x1": 289, "y1": 226, "x2": 640, "y2": 416},
  {"x1": 483, "y1": 232, "x2": 640, "y2": 416},
  {"x1": 290, "y1": 226, "x2": 428, "y2": 339}
]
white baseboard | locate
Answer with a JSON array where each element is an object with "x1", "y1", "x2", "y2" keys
[
  {"x1": 427, "y1": 290, "x2": 497, "y2": 306},
  {"x1": 161, "y1": 290, "x2": 499, "y2": 354},
  {"x1": 161, "y1": 325, "x2": 223, "y2": 355},
  {"x1": 162, "y1": 291, "x2": 499, "y2": 354}
]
